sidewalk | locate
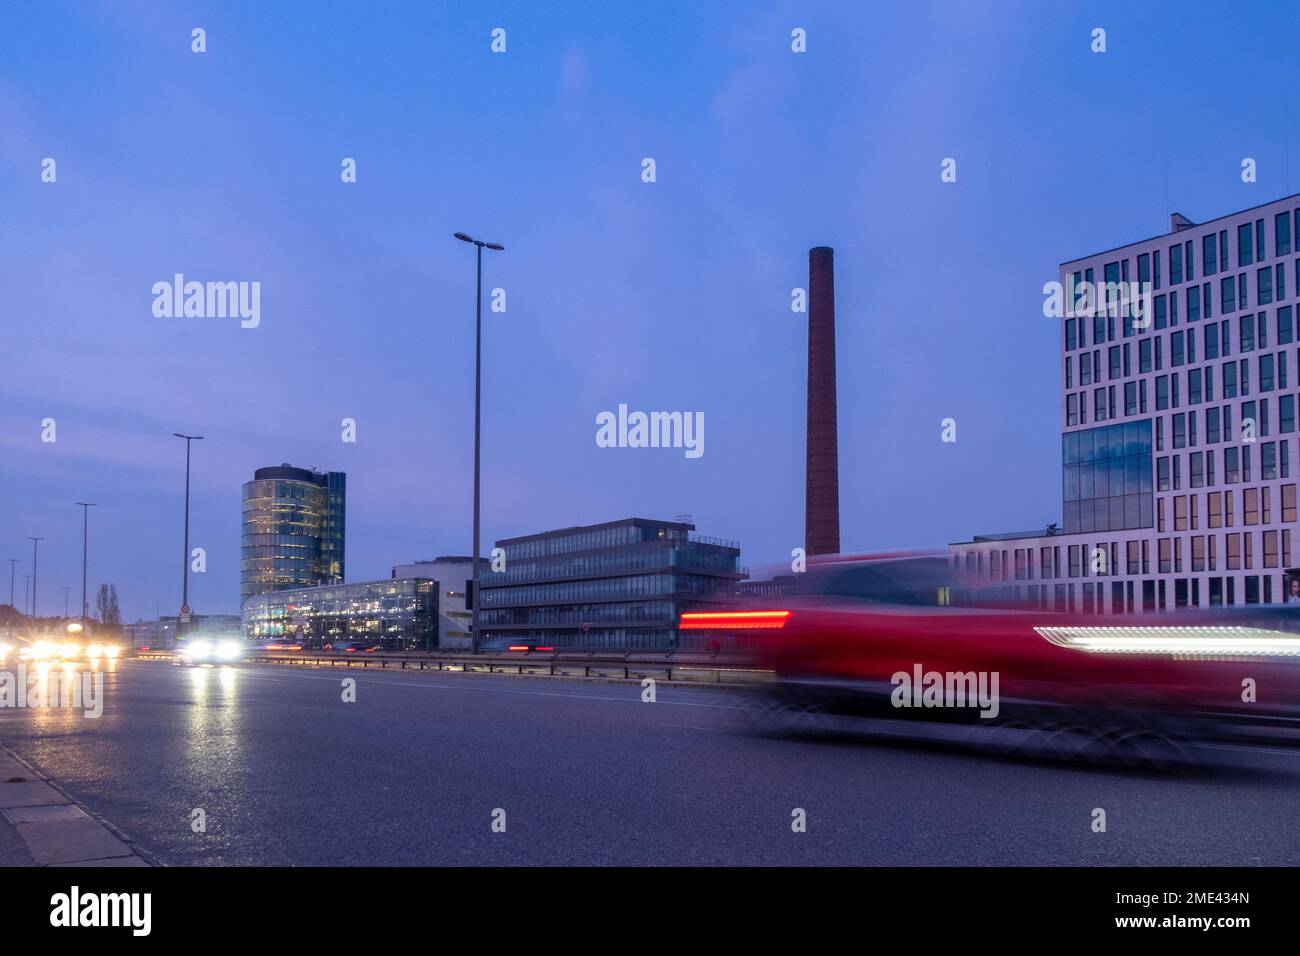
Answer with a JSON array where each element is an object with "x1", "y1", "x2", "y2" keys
[{"x1": 0, "y1": 749, "x2": 149, "y2": 867}]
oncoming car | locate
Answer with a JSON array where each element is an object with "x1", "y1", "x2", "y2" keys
[{"x1": 175, "y1": 637, "x2": 245, "y2": 666}]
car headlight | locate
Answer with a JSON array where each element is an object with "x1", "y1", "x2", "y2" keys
[
  {"x1": 185, "y1": 639, "x2": 213, "y2": 659},
  {"x1": 104, "y1": 645, "x2": 120, "y2": 659},
  {"x1": 25, "y1": 641, "x2": 55, "y2": 660},
  {"x1": 86, "y1": 644, "x2": 103, "y2": 658},
  {"x1": 60, "y1": 642, "x2": 82, "y2": 659},
  {"x1": 216, "y1": 641, "x2": 241, "y2": 661}
]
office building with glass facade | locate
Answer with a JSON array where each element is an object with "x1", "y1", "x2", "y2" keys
[
  {"x1": 241, "y1": 464, "x2": 346, "y2": 602},
  {"x1": 952, "y1": 196, "x2": 1300, "y2": 612},
  {"x1": 241, "y1": 578, "x2": 438, "y2": 650},
  {"x1": 479, "y1": 518, "x2": 742, "y2": 650}
]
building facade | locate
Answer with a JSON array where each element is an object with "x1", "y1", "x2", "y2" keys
[
  {"x1": 952, "y1": 196, "x2": 1300, "y2": 612},
  {"x1": 241, "y1": 578, "x2": 438, "y2": 650},
  {"x1": 122, "y1": 613, "x2": 241, "y2": 649},
  {"x1": 241, "y1": 464, "x2": 346, "y2": 602},
  {"x1": 479, "y1": 518, "x2": 742, "y2": 650},
  {"x1": 392, "y1": 557, "x2": 487, "y2": 650}
]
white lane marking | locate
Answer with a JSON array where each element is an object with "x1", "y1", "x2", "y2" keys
[{"x1": 171, "y1": 663, "x2": 738, "y2": 709}]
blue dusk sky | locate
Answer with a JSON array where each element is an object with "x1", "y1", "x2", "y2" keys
[{"x1": 0, "y1": 1, "x2": 1294, "y2": 619}]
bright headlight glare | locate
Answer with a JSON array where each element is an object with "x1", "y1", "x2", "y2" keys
[
  {"x1": 104, "y1": 645, "x2": 120, "y2": 659},
  {"x1": 86, "y1": 644, "x2": 104, "y2": 658},
  {"x1": 60, "y1": 642, "x2": 81, "y2": 659},
  {"x1": 186, "y1": 639, "x2": 213, "y2": 658},
  {"x1": 216, "y1": 641, "x2": 241, "y2": 660}
]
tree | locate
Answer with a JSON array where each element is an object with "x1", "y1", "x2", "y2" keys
[{"x1": 95, "y1": 583, "x2": 121, "y2": 630}]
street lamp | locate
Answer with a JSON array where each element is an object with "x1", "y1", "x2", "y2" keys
[
  {"x1": 173, "y1": 434, "x2": 203, "y2": 637},
  {"x1": 5, "y1": 559, "x2": 17, "y2": 608},
  {"x1": 22, "y1": 574, "x2": 31, "y2": 617},
  {"x1": 453, "y1": 232, "x2": 505, "y2": 654},
  {"x1": 27, "y1": 536, "x2": 44, "y2": 619},
  {"x1": 76, "y1": 502, "x2": 96, "y2": 627}
]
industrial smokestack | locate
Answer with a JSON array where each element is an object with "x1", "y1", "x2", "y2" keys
[{"x1": 805, "y1": 246, "x2": 840, "y2": 556}]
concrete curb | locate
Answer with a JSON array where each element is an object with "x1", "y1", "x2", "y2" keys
[{"x1": 0, "y1": 747, "x2": 154, "y2": 867}]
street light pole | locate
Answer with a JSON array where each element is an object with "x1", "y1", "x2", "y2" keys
[
  {"x1": 5, "y1": 559, "x2": 17, "y2": 608},
  {"x1": 63, "y1": 586, "x2": 70, "y2": 618},
  {"x1": 22, "y1": 575, "x2": 31, "y2": 617},
  {"x1": 76, "y1": 502, "x2": 96, "y2": 627},
  {"x1": 27, "y1": 536, "x2": 44, "y2": 619},
  {"x1": 173, "y1": 434, "x2": 203, "y2": 638},
  {"x1": 453, "y1": 232, "x2": 504, "y2": 654}
]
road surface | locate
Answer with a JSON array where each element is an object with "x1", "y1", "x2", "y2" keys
[{"x1": 0, "y1": 660, "x2": 1297, "y2": 865}]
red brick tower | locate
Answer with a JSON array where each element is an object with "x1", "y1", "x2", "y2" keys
[{"x1": 805, "y1": 246, "x2": 840, "y2": 556}]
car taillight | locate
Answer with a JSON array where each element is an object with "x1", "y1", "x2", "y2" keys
[
  {"x1": 535, "y1": 646, "x2": 554, "y2": 652},
  {"x1": 678, "y1": 610, "x2": 792, "y2": 630},
  {"x1": 508, "y1": 645, "x2": 530, "y2": 652}
]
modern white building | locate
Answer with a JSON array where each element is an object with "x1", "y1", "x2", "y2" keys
[
  {"x1": 391, "y1": 557, "x2": 486, "y2": 650},
  {"x1": 952, "y1": 196, "x2": 1300, "y2": 612}
]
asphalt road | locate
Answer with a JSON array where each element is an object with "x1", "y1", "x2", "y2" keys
[{"x1": 0, "y1": 659, "x2": 1298, "y2": 865}]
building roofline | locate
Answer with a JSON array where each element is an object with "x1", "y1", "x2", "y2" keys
[
  {"x1": 495, "y1": 517, "x2": 696, "y2": 545},
  {"x1": 1059, "y1": 191, "x2": 1300, "y2": 267}
]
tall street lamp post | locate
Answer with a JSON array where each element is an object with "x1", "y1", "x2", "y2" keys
[
  {"x1": 27, "y1": 536, "x2": 44, "y2": 619},
  {"x1": 173, "y1": 434, "x2": 203, "y2": 637},
  {"x1": 453, "y1": 232, "x2": 504, "y2": 654},
  {"x1": 5, "y1": 559, "x2": 17, "y2": 608}
]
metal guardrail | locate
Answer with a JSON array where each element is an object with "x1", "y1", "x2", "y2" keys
[{"x1": 134, "y1": 650, "x2": 772, "y2": 684}]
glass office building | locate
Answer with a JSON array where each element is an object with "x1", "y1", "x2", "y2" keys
[
  {"x1": 241, "y1": 464, "x2": 346, "y2": 602},
  {"x1": 953, "y1": 195, "x2": 1300, "y2": 612},
  {"x1": 241, "y1": 578, "x2": 438, "y2": 650},
  {"x1": 479, "y1": 517, "x2": 742, "y2": 650}
]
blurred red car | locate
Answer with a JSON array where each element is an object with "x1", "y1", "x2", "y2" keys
[{"x1": 684, "y1": 552, "x2": 1300, "y2": 765}]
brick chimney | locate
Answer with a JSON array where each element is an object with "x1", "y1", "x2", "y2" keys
[{"x1": 805, "y1": 246, "x2": 840, "y2": 556}]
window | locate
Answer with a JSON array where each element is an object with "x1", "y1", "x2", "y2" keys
[
  {"x1": 1204, "y1": 320, "x2": 1218, "y2": 358},
  {"x1": 1222, "y1": 275, "x2": 1237, "y2": 313},
  {"x1": 1139, "y1": 337, "x2": 1153, "y2": 373},
  {"x1": 1207, "y1": 406, "x2": 1221, "y2": 443},
  {"x1": 1261, "y1": 352, "x2": 1276, "y2": 392},
  {"x1": 1280, "y1": 306, "x2": 1294, "y2": 345},
  {"x1": 1277, "y1": 211, "x2": 1292, "y2": 257},
  {"x1": 1171, "y1": 243, "x2": 1184, "y2": 284},
  {"x1": 1239, "y1": 222, "x2": 1254, "y2": 267},
  {"x1": 1282, "y1": 393, "x2": 1296, "y2": 433},
  {"x1": 1189, "y1": 284, "x2": 1201, "y2": 321},
  {"x1": 1259, "y1": 266, "x2": 1274, "y2": 305},
  {"x1": 1204, "y1": 233, "x2": 1218, "y2": 276}
]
